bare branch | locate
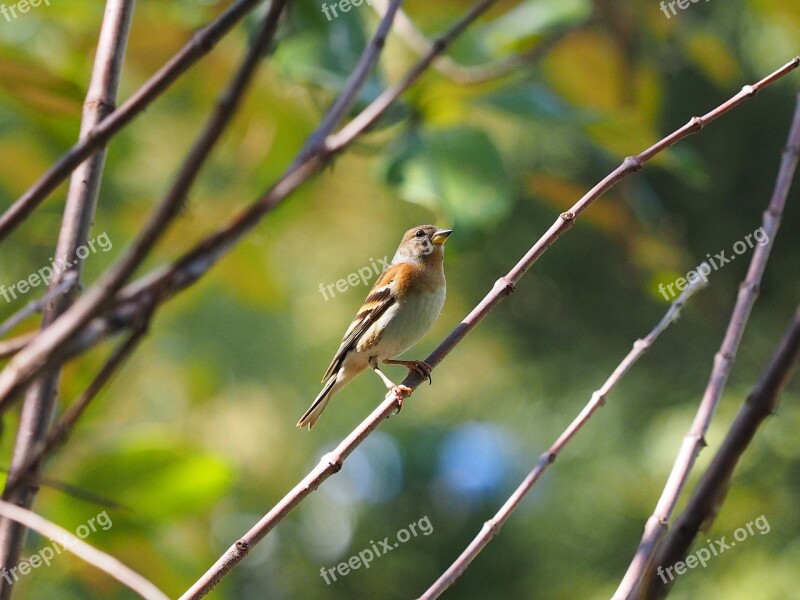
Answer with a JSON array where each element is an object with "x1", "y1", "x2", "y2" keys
[
  {"x1": 293, "y1": 0, "x2": 403, "y2": 165},
  {"x1": 0, "y1": 335, "x2": 34, "y2": 361},
  {"x1": 0, "y1": 0, "x2": 136, "y2": 587},
  {"x1": 371, "y1": 0, "x2": 590, "y2": 84},
  {"x1": 0, "y1": 0, "x2": 263, "y2": 243},
  {"x1": 4, "y1": 327, "x2": 148, "y2": 496},
  {"x1": 0, "y1": 0, "x2": 289, "y2": 414},
  {"x1": 177, "y1": 57, "x2": 799, "y2": 600},
  {"x1": 613, "y1": 88, "x2": 800, "y2": 600},
  {"x1": 0, "y1": 501, "x2": 168, "y2": 600},
  {"x1": 0, "y1": 272, "x2": 77, "y2": 339},
  {"x1": 643, "y1": 305, "x2": 800, "y2": 599},
  {"x1": 418, "y1": 275, "x2": 708, "y2": 599},
  {"x1": 0, "y1": 0, "x2": 503, "y2": 413}
]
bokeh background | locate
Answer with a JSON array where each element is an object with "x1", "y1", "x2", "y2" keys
[{"x1": 0, "y1": 0, "x2": 799, "y2": 598}]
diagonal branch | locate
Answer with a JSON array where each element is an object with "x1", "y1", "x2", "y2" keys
[
  {"x1": 0, "y1": 0, "x2": 264, "y2": 243},
  {"x1": 613, "y1": 88, "x2": 800, "y2": 600},
  {"x1": 0, "y1": 335, "x2": 33, "y2": 361},
  {"x1": 0, "y1": 0, "x2": 505, "y2": 414},
  {"x1": 0, "y1": 501, "x2": 168, "y2": 600},
  {"x1": 292, "y1": 0, "x2": 403, "y2": 165},
  {"x1": 177, "y1": 57, "x2": 799, "y2": 600},
  {"x1": 371, "y1": 0, "x2": 591, "y2": 85},
  {"x1": 418, "y1": 273, "x2": 708, "y2": 600},
  {"x1": 0, "y1": 272, "x2": 78, "y2": 339},
  {"x1": 3, "y1": 326, "x2": 149, "y2": 496},
  {"x1": 643, "y1": 305, "x2": 800, "y2": 599},
  {"x1": 0, "y1": 0, "x2": 136, "y2": 589},
  {"x1": 0, "y1": 0, "x2": 289, "y2": 414}
]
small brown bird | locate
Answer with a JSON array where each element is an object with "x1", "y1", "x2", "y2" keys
[{"x1": 297, "y1": 225, "x2": 452, "y2": 429}]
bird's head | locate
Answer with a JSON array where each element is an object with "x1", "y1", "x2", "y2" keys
[{"x1": 393, "y1": 225, "x2": 452, "y2": 264}]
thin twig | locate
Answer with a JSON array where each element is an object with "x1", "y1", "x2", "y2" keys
[
  {"x1": 643, "y1": 305, "x2": 800, "y2": 599},
  {"x1": 0, "y1": 501, "x2": 168, "y2": 600},
  {"x1": 0, "y1": 0, "x2": 501, "y2": 414},
  {"x1": 0, "y1": 0, "x2": 263, "y2": 243},
  {"x1": 0, "y1": 0, "x2": 136, "y2": 587},
  {"x1": 0, "y1": 335, "x2": 34, "y2": 361},
  {"x1": 0, "y1": 468, "x2": 128, "y2": 510},
  {"x1": 418, "y1": 275, "x2": 708, "y2": 599},
  {"x1": 0, "y1": 272, "x2": 78, "y2": 339},
  {"x1": 293, "y1": 0, "x2": 403, "y2": 165},
  {"x1": 4, "y1": 327, "x2": 148, "y2": 495},
  {"x1": 371, "y1": 0, "x2": 589, "y2": 84},
  {"x1": 0, "y1": 0, "x2": 289, "y2": 414},
  {"x1": 177, "y1": 57, "x2": 799, "y2": 600},
  {"x1": 613, "y1": 88, "x2": 800, "y2": 600}
]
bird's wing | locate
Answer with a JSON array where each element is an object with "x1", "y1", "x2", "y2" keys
[{"x1": 321, "y1": 265, "x2": 401, "y2": 382}]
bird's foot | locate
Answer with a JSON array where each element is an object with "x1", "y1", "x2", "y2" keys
[
  {"x1": 385, "y1": 359, "x2": 433, "y2": 384},
  {"x1": 387, "y1": 385, "x2": 413, "y2": 414}
]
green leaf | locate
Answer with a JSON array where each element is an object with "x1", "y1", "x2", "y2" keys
[
  {"x1": 378, "y1": 126, "x2": 513, "y2": 230},
  {"x1": 480, "y1": 0, "x2": 592, "y2": 51},
  {"x1": 72, "y1": 438, "x2": 234, "y2": 523}
]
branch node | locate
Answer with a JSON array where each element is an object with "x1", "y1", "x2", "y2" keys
[
  {"x1": 494, "y1": 277, "x2": 515, "y2": 296},
  {"x1": 688, "y1": 116, "x2": 704, "y2": 131},
  {"x1": 431, "y1": 36, "x2": 447, "y2": 54},
  {"x1": 324, "y1": 452, "x2": 343, "y2": 473},
  {"x1": 740, "y1": 280, "x2": 760, "y2": 296},
  {"x1": 84, "y1": 97, "x2": 116, "y2": 117},
  {"x1": 591, "y1": 391, "x2": 606, "y2": 407},
  {"x1": 559, "y1": 210, "x2": 575, "y2": 222},
  {"x1": 484, "y1": 519, "x2": 501, "y2": 537},
  {"x1": 235, "y1": 539, "x2": 249, "y2": 555},
  {"x1": 622, "y1": 155, "x2": 643, "y2": 172}
]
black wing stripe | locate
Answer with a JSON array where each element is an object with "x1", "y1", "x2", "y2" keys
[{"x1": 321, "y1": 295, "x2": 396, "y2": 381}]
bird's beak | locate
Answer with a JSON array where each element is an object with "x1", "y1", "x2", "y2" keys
[{"x1": 431, "y1": 229, "x2": 453, "y2": 245}]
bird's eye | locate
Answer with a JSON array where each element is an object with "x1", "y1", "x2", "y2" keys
[{"x1": 415, "y1": 230, "x2": 425, "y2": 238}]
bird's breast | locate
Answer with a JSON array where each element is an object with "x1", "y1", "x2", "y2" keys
[{"x1": 367, "y1": 282, "x2": 446, "y2": 359}]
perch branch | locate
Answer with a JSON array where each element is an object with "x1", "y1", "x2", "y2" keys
[{"x1": 177, "y1": 56, "x2": 799, "y2": 600}]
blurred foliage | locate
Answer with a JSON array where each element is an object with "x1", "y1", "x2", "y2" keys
[{"x1": 0, "y1": 0, "x2": 799, "y2": 598}]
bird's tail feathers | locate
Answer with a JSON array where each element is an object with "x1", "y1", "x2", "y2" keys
[{"x1": 297, "y1": 376, "x2": 337, "y2": 430}]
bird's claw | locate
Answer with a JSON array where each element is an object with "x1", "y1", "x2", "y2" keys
[
  {"x1": 411, "y1": 361, "x2": 433, "y2": 385},
  {"x1": 388, "y1": 385, "x2": 412, "y2": 414}
]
